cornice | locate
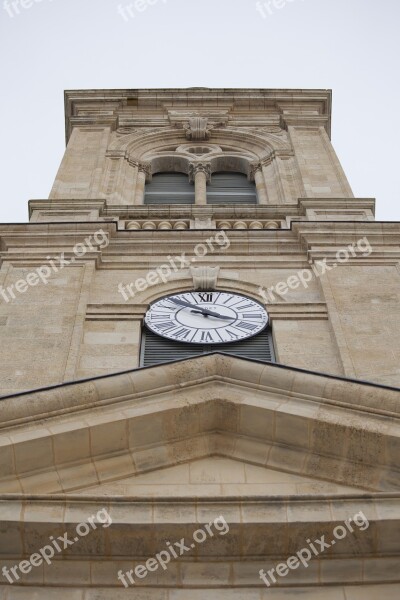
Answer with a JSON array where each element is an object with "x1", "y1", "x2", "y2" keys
[
  {"x1": 0, "y1": 355, "x2": 399, "y2": 499},
  {"x1": 1, "y1": 353, "x2": 399, "y2": 422},
  {"x1": 298, "y1": 197, "x2": 376, "y2": 216},
  {"x1": 1, "y1": 495, "x2": 400, "y2": 584},
  {"x1": 28, "y1": 198, "x2": 107, "y2": 219},
  {"x1": 27, "y1": 197, "x2": 378, "y2": 224},
  {"x1": 64, "y1": 88, "x2": 332, "y2": 143},
  {"x1": 83, "y1": 303, "x2": 329, "y2": 322}
]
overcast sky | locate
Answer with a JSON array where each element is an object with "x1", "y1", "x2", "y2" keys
[{"x1": 0, "y1": 0, "x2": 399, "y2": 222}]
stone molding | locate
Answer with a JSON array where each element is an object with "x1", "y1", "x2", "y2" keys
[
  {"x1": 190, "y1": 266, "x2": 220, "y2": 290},
  {"x1": 184, "y1": 116, "x2": 211, "y2": 140},
  {"x1": 84, "y1": 302, "x2": 329, "y2": 322},
  {"x1": 137, "y1": 161, "x2": 152, "y2": 178},
  {"x1": 1, "y1": 494, "x2": 400, "y2": 561},
  {"x1": 0, "y1": 354, "x2": 399, "y2": 590},
  {"x1": 188, "y1": 161, "x2": 212, "y2": 183},
  {"x1": 1, "y1": 355, "x2": 399, "y2": 492},
  {"x1": 64, "y1": 89, "x2": 332, "y2": 142},
  {"x1": 250, "y1": 150, "x2": 296, "y2": 180}
]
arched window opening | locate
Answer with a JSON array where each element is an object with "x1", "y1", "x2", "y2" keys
[
  {"x1": 144, "y1": 173, "x2": 194, "y2": 205},
  {"x1": 207, "y1": 172, "x2": 257, "y2": 205}
]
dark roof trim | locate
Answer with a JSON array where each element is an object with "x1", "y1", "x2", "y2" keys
[{"x1": 1, "y1": 351, "x2": 399, "y2": 402}]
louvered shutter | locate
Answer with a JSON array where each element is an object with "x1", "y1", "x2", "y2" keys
[
  {"x1": 141, "y1": 327, "x2": 275, "y2": 367},
  {"x1": 144, "y1": 173, "x2": 195, "y2": 205},
  {"x1": 207, "y1": 172, "x2": 257, "y2": 205}
]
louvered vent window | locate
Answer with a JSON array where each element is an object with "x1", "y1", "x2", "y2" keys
[
  {"x1": 207, "y1": 172, "x2": 257, "y2": 205},
  {"x1": 141, "y1": 327, "x2": 275, "y2": 367},
  {"x1": 144, "y1": 173, "x2": 195, "y2": 205}
]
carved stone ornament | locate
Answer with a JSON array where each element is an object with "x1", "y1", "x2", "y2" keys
[
  {"x1": 190, "y1": 266, "x2": 220, "y2": 291},
  {"x1": 249, "y1": 161, "x2": 263, "y2": 180},
  {"x1": 138, "y1": 162, "x2": 152, "y2": 177},
  {"x1": 188, "y1": 162, "x2": 212, "y2": 183},
  {"x1": 184, "y1": 117, "x2": 212, "y2": 141},
  {"x1": 249, "y1": 150, "x2": 295, "y2": 174}
]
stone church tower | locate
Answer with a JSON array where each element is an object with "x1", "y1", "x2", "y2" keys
[{"x1": 0, "y1": 88, "x2": 399, "y2": 598}]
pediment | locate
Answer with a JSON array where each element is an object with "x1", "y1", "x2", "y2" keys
[
  {"x1": 0, "y1": 354, "x2": 399, "y2": 495},
  {"x1": 74, "y1": 456, "x2": 363, "y2": 497},
  {"x1": 1, "y1": 355, "x2": 400, "y2": 579}
]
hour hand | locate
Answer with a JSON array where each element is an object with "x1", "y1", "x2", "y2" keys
[
  {"x1": 171, "y1": 298, "x2": 212, "y2": 317},
  {"x1": 171, "y1": 298, "x2": 232, "y2": 321},
  {"x1": 190, "y1": 309, "x2": 232, "y2": 320}
]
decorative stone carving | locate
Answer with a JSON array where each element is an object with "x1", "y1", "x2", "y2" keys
[
  {"x1": 249, "y1": 221, "x2": 264, "y2": 230},
  {"x1": 265, "y1": 221, "x2": 280, "y2": 229},
  {"x1": 138, "y1": 162, "x2": 152, "y2": 177},
  {"x1": 126, "y1": 221, "x2": 141, "y2": 230},
  {"x1": 125, "y1": 219, "x2": 282, "y2": 232},
  {"x1": 188, "y1": 162, "x2": 211, "y2": 184},
  {"x1": 249, "y1": 161, "x2": 263, "y2": 181},
  {"x1": 258, "y1": 153, "x2": 278, "y2": 168},
  {"x1": 250, "y1": 150, "x2": 295, "y2": 177},
  {"x1": 215, "y1": 220, "x2": 282, "y2": 230},
  {"x1": 173, "y1": 221, "x2": 189, "y2": 230},
  {"x1": 176, "y1": 143, "x2": 222, "y2": 158},
  {"x1": 184, "y1": 117, "x2": 211, "y2": 141},
  {"x1": 233, "y1": 221, "x2": 247, "y2": 230},
  {"x1": 125, "y1": 220, "x2": 190, "y2": 231},
  {"x1": 158, "y1": 221, "x2": 172, "y2": 230},
  {"x1": 217, "y1": 221, "x2": 232, "y2": 230},
  {"x1": 168, "y1": 108, "x2": 229, "y2": 133},
  {"x1": 190, "y1": 266, "x2": 220, "y2": 291},
  {"x1": 142, "y1": 221, "x2": 157, "y2": 230}
]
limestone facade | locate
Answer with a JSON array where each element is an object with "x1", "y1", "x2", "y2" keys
[{"x1": 0, "y1": 88, "x2": 399, "y2": 598}]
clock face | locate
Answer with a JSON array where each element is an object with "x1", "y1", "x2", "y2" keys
[{"x1": 145, "y1": 292, "x2": 268, "y2": 345}]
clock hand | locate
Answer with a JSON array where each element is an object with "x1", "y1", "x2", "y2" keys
[
  {"x1": 170, "y1": 298, "x2": 201, "y2": 311},
  {"x1": 190, "y1": 309, "x2": 232, "y2": 321},
  {"x1": 171, "y1": 298, "x2": 233, "y2": 320}
]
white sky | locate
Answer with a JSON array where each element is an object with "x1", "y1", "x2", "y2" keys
[{"x1": 0, "y1": 0, "x2": 399, "y2": 222}]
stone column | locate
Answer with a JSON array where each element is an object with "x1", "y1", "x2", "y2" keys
[
  {"x1": 250, "y1": 162, "x2": 269, "y2": 205},
  {"x1": 189, "y1": 163, "x2": 211, "y2": 205},
  {"x1": 134, "y1": 162, "x2": 151, "y2": 205}
]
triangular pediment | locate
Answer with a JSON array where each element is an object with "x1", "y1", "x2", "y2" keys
[
  {"x1": 73, "y1": 456, "x2": 363, "y2": 497},
  {"x1": 1, "y1": 354, "x2": 400, "y2": 583},
  {"x1": 0, "y1": 354, "x2": 399, "y2": 495}
]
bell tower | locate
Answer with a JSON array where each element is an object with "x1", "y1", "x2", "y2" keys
[
  {"x1": 22, "y1": 88, "x2": 382, "y2": 385},
  {"x1": 0, "y1": 89, "x2": 399, "y2": 599}
]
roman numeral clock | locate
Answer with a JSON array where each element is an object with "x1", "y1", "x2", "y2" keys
[{"x1": 142, "y1": 292, "x2": 273, "y2": 366}]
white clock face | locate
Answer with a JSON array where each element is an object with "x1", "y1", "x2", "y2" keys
[{"x1": 145, "y1": 292, "x2": 268, "y2": 344}]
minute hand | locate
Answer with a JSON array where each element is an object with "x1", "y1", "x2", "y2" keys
[{"x1": 171, "y1": 298, "x2": 232, "y2": 320}]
